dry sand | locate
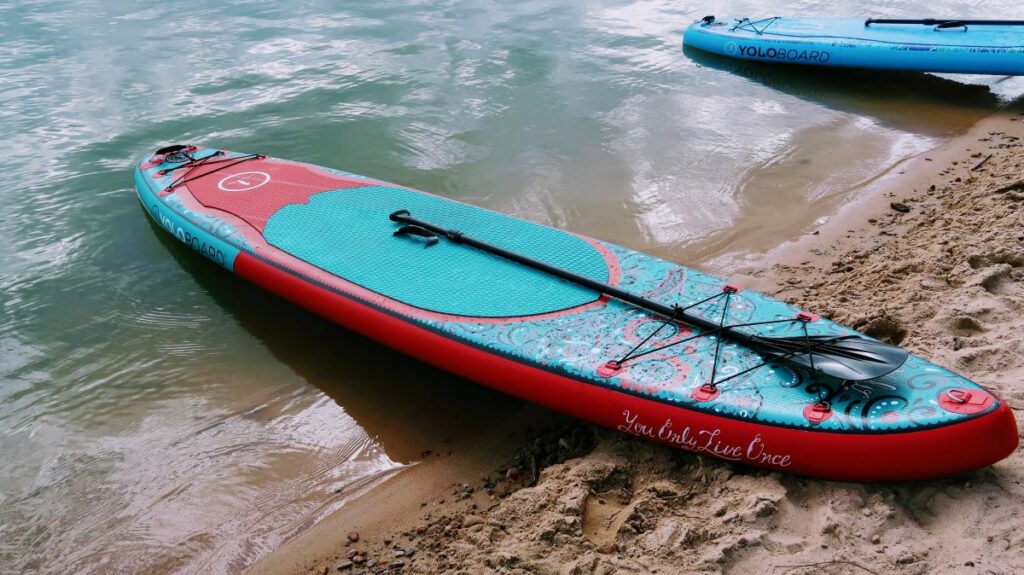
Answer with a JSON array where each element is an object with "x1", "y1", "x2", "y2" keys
[{"x1": 251, "y1": 101, "x2": 1023, "y2": 575}]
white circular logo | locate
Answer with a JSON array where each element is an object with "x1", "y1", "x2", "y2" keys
[
  {"x1": 217, "y1": 171, "x2": 271, "y2": 192},
  {"x1": 724, "y1": 41, "x2": 738, "y2": 55}
]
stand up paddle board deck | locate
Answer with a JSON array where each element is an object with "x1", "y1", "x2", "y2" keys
[
  {"x1": 135, "y1": 145, "x2": 1018, "y2": 480},
  {"x1": 684, "y1": 17, "x2": 1024, "y2": 75}
]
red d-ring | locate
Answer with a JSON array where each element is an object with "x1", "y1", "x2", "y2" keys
[
  {"x1": 938, "y1": 388, "x2": 995, "y2": 415},
  {"x1": 597, "y1": 361, "x2": 622, "y2": 378},
  {"x1": 803, "y1": 401, "x2": 833, "y2": 424},
  {"x1": 691, "y1": 383, "x2": 720, "y2": 402},
  {"x1": 796, "y1": 312, "x2": 820, "y2": 323},
  {"x1": 722, "y1": 284, "x2": 743, "y2": 294}
]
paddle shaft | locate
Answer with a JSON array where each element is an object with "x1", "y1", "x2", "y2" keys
[
  {"x1": 389, "y1": 210, "x2": 755, "y2": 343},
  {"x1": 389, "y1": 210, "x2": 910, "y2": 381},
  {"x1": 865, "y1": 18, "x2": 1024, "y2": 26}
]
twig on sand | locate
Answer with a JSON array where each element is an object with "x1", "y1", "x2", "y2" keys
[
  {"x1": 772, "y1": 560, "x2": 882, "y2": 575},
  {"x1": 973, "y1": 153, "x2": 993, "y2": 171},
  {"x1": 991, "y1": 179, "x2": 1024, "y2": 194}
]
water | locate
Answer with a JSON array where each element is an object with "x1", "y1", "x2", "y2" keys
[{"x1": 1, "y1": 0, "x2": 1021, "y2": 572}]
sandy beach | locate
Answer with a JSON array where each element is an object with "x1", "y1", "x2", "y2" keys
[{"x1": 250, "y1": 100, "x2": 1023, "y2": 575}]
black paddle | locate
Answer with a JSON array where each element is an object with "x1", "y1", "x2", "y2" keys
[
  {"x1": 865, "y1": 18, "x2": 1024, "y2": 27},
  {"x1": 389, "y1": 210, "x2": 909, "y2": 382}
]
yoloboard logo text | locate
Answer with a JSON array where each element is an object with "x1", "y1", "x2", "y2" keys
[
  {"x1": 155, "y1": 206, "x2": 227, "y2": 265},
  {"x1": 737, "y1": 45, "x2": 831, "y2": 63}
]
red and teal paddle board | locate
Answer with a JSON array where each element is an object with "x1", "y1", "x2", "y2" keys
[{"x1": 135, "y1": 145, "x2": 1018, "y2": 480}]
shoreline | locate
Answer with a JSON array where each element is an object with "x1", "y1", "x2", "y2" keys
[
  {"x1": 250, "y1": 98, "x2": 1023, "y2": 575},
  {"x1": 734, "y1": 95, "x2": 1024, "y2": 293}
]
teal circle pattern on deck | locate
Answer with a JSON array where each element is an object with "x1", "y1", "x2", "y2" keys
[{"x1": 263, "y1": 186, "x2": 610, "y2": 317}]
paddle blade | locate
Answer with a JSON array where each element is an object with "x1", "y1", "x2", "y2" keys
[{"x1": 749, "y1": 335, "x2": 909, "y2": 381}]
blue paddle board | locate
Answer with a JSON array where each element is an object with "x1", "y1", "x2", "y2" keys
[{"x1": 684, "y1": 17, "x2": 1024, "y2": 75}]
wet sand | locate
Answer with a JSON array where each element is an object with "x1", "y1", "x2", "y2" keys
[{"x1": 250, "y1": 100, "x2": 1023, "y2": 575}]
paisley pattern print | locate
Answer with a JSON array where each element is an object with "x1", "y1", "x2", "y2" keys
[
  {"x1": 163, "y1": 193, "x2": 253, "y2": 253},
  {"x1": 424, "y1": 244, "x2": 991, "y2": 432}
]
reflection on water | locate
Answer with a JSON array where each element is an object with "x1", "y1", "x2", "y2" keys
[
  {"x1": 156, "y1": 221, "x2": 528, "y2": 464},
  {"x1": 0, "y1": 0, "x2": 1022, "y2": 572},
  {"x1": 683, "y1": 47, "x2": 1007, "y2": 135}
]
